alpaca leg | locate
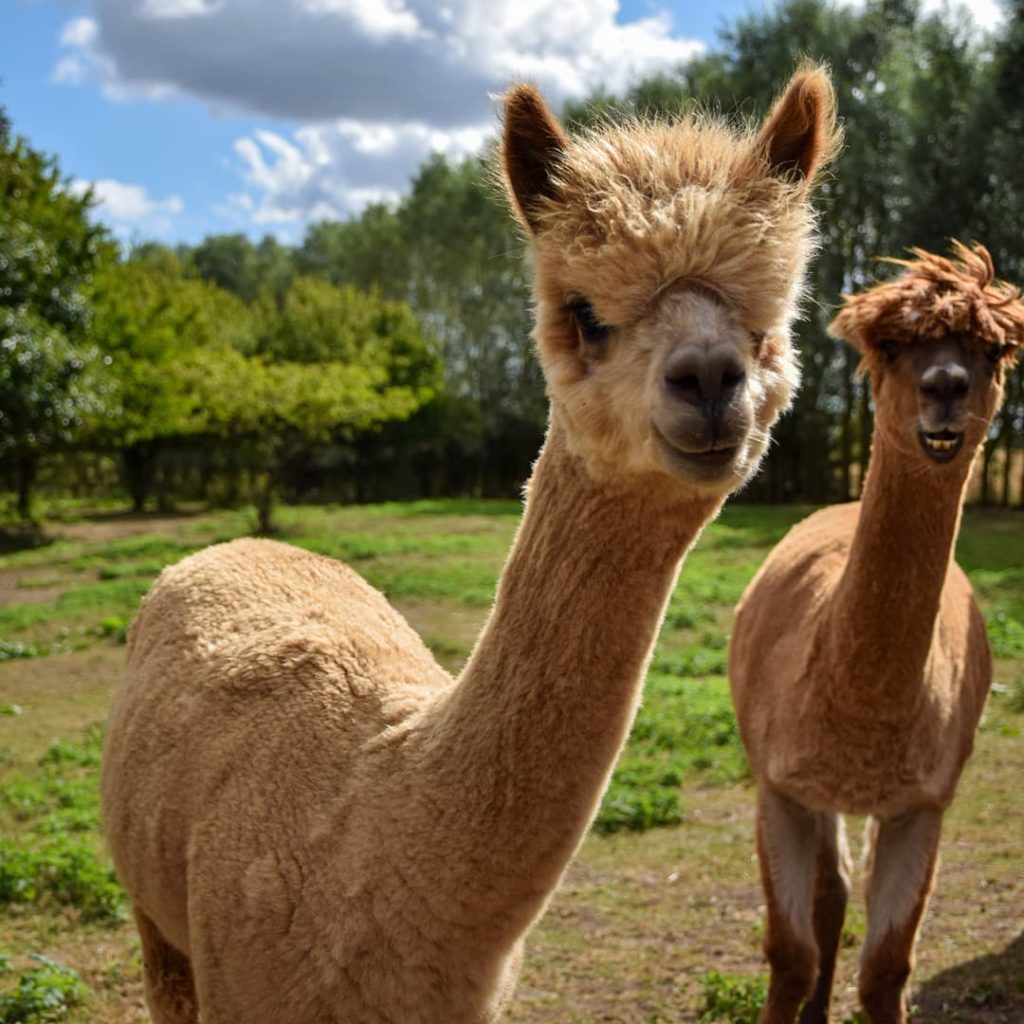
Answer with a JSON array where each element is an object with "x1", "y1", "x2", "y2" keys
[
  {"x1": 859, "y1": 809, "x2": 942, "y2": 1024},
  {"x1": 756, "y1": 790, "x2": 819, "y2": 1024},
  {"x1": 134, "y1": 907, "x2": 199, "y2": 1024},
  {"x1": 797, "y1": 813, "x2": 850, "y2": 1024}
]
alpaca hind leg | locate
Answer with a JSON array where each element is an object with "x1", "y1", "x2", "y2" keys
[
  {"x1": 859, "y1": 809, "x2": 941, "y2": 1024},
  {"x1": 797, "y1": 813, "x2": 850, "y2": 1024},
  {"x1": 756, "y1": 790, "x2": 819, "y2": 1024},
  {"x1": 134, "y1": 907, "x2": 199, "y2": 1024}
]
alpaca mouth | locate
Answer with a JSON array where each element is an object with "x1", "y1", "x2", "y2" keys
[
  {"x1": 653, "y1": 426, "x2": 740, "y2": 481},
  {"x1": 917, "y1": 428, "x2": 965, "y2": 463}
]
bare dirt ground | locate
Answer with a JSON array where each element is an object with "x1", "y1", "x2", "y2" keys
[{"x1": 1, "y1": 643, "x2": 1020, "y2": 1024}]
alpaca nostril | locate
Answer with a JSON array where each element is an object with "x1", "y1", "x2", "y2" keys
[
  {"x1": 664, "y1": 372, "x2": 702, "y2": 405},
  {"x1": 664, "y1": 345, "x2": 747, "y2": 408},
  {"x1": 919, "y1": 364, "x2": 969, "y2": 403},
  {"x1": 721, "y1": 367, "x2": 747, "y2": 395}
]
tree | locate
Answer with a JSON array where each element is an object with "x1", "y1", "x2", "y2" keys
[
  {"x1": 0, "y1": 309, "x2": 109, "y2": 518},
  {"x1": 190, "y1": 295, "x2": 441, "y2": 531},
  {"x1": 87, "y1": 253, "x2": 254, "y2": 510},
  {"x1": 0, "y1": 119, "x2": 110, "y2": 518},
  {"x1": 298, "y1": 205, "x2": 407, "y2": 298}
]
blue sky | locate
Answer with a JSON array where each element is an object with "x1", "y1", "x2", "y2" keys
[{"x1": 1, "y1": 0, "x2": 1004, "y2": 245}]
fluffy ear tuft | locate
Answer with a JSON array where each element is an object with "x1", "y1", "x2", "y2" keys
[
  {"x1": 755, "y1": 63, "x2": 841, "y2": 186},
  {"x1": 501, "y1": 84, "x2": 569, "y2": 232}
]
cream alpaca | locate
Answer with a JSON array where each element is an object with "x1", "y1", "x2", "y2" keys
[
  {"x1": 729, "y1": 242, "x2": 1024, "y2": 1024},
  {"x1": 102, "y1": 69, "x2": 838, "y2": 1024}
]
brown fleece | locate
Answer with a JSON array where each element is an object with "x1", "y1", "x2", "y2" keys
[
  {"x1": 102, "y1": 67, "x2": 837, "y2": 1024},
  {"x1": 730, "y1": 243, "x2": 1024, "y2": 1024}
]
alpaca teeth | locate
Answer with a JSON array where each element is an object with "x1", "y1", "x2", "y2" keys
[{"x1": 927, "y1": 438, "x2": 955, "y2": 450}]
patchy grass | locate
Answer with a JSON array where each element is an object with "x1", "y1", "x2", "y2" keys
[
  {"x1": 699, "y1": 969, "x2": 767, "y2": 1023},
  {"x1": 0, "y1": 955, "x2": 87, "y2": 1024},
  {"x1": 0, "y1": 500, "x2": 1021, "y2": 1022}
]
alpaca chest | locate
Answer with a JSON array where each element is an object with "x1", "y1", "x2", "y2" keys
[{"x1": 763, "y1": 702, "x2": 957, "y2": 817}]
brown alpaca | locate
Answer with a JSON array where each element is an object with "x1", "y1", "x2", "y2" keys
[
  {"x1": 729, "y1": 242, "x2": 1024, "y2": 1024},
  {"x1": 102, "y1": 69, "x2": 839, "y2": 1024}
]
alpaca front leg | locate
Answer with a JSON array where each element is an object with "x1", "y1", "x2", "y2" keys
[
  {"x1": 756, "y1": 790, "x2": 819, "y2": 1024},
  {"x1": 859, "y1": 809, "x2": 942, "y2": 1024},
  {"x1": 798, "y1": 813, "x2": 851, "y2": 1024}
]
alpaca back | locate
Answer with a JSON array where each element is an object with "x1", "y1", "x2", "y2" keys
[{"x1": 101, "y1": 537, "x2": 449, "y2": 953}]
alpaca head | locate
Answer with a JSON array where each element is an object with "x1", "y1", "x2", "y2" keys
[
  {"x1": 500, "y1": 66, "x2": 840, "y2": 499},
  {"x1": 829, "y1": 241, "x2": 1024, "y2": 468}
]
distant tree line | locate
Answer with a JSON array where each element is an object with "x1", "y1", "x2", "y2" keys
[{"x1": 2, "y1": 0, "x2": 1023, "y2": 524}]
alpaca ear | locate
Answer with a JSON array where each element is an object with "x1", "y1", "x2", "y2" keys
[
  {"x1": 755, "y1": 64, "x2": 839, "y2": 186},
  {"x1": 502, "y1": 84, "x2": 569, "y2": 232}
]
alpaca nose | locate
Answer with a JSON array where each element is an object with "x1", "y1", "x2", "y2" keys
[
  {"x1": 663, "y1": 343, "x2": 747, "y2": 419},
  {"x1": 919, "y1": 363, "x2": 969, "y2": 413}
]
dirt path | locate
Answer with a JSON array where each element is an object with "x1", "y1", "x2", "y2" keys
[{"x1": 55, "y1": 512, "x2": 204, "y2": 544}]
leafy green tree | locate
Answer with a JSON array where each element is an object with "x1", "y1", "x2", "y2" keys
[
  {"x1": 187, "y1": 233, "x2": 260, "y2": 300},
  {"x1": 0, "y1": 118, "x2": 110, "y2": 518},
  {"x1": 298, "y1": 205, "x2": 407, "y2": 297},
  {"x1": 398, "y1": 153, "x2": 542, "y2": 490},
  {"x1": 189, "y1": 306, "x2": 440, "y2": 531},
  {"x1": 0, "y1": 310, "x2": 109, "y2": 518},
  {"x1": 87, "y1": 253, "x2": 254, "y2": 510}
]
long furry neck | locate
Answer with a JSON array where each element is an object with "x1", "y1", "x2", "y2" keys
[
  {"x1": 827, "y1": 425, "x2": 973, "y2": 707},
  {"x1": 402, "y1": 420, "x2": 718, "y2": 934}
]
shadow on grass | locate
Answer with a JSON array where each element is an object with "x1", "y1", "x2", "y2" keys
[
  {"x1": 0, "y1": 525, "x2": 53, "y2": 556},
  {"x1": 914, "y1": 931, "x2": 1024, "y2": 1023},
  {"x1": 75, "y1": 506, "x2": 208, "y2": 524}
]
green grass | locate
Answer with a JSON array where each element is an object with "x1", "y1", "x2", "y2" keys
[
  {"x1": 0, "y1": 956, "x2": 87, "y2": 1024},
  {"x1": 0, "y1": 499, "x2": 1022, "y2": 1022},
  {"x1": 0, "y1": 728, "x2": 121, "y2": 924},
  {"x1": 2, "y1": 500, "x2": 1020, "y2": 837},
  {"x1": 699, "y1": 970, "x2": 767, "y2": 1023}
]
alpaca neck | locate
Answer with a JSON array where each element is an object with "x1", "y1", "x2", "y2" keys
[
  {"x1": 827, "y1": 426, "x2": 972, "y2": 707},
  {"x1": 402, "y1": 419, "x2": 718, "y2": 934}
]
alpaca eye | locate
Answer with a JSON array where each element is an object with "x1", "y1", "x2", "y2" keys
[
  {"x1": 878, "y1": 340, "x2": 900, "y2": 363},
  {"x1": 986, "y1": 343, "x2": 1010, "y2": 365},
  {"x1": 566, "y1": 298, "x2": 611, "y2": 345}
]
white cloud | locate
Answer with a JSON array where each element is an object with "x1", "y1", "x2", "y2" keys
[
  {"x1": 71, "y1": 179, "x2": 185, "y2": 235},
  {"x1": 59, "y1": 16, "x2": 99, "y2": 48},
  {"x1": 300, "y1": 0, "x2": 424, "y2": 40},
  {"x1": 230, "y1": 120, "x2": 486, "y2": 224},
  {"x1": 140, "y1": 0, "x2": 221, "y2": 17},
  {"x1": 55, "y1": 0, "x2": 705, "y2": 233},
  {"x1": 57, "y1": 0, "x2": 703, "y2": 122}
]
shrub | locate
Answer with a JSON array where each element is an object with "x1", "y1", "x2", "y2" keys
[
  {"x1": 0, "y1": 836, "x2": 122, "y2": 922},
  {"x1": 0, "y1": 955, "x2": 87, "y2": 1023},
  {"x1": 700, "y1": 970, "x2": 766, "y2": 1024}
]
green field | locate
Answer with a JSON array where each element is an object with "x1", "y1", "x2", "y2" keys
[{"x1": 0, "y1": 501, "x2": 1021, "y2": 1023}]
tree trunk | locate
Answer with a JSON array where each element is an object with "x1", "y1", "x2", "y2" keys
[
  {"x1": 256, "y1": 471, "x2": 276, "y2": 535},
  {"x1": 16, "y1": 452, "x2": 37, "y2": 521},
  {"x1": 1018, "y1": 444, "x2": 1024, "y2": 509},
  {"x1": 1001, "y1": 412, "x2": 1013, "y2": 507},
  {"x1": 156, "y1": 457, "x2": 174, "y2": 514},
  {"x1": 980, "y1": 439, "x2": 995, "y2": 505},
  {"x1": 122, "y1": 442, "x2": 157, "y2": 514},
  {"x1": 840, "y1": 348, "x2": 854, "y2": 501},
  {"x1": 857, "y1": 383, "x2": 872, "y2": 499}
]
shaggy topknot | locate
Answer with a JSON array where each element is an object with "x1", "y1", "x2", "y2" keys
[
  {"x1": 829, "y1": 241, "x2": 1024, "y2": 363},
  {"x1": 499, "y1": 67, "x2": 841, "y2": 336}
]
